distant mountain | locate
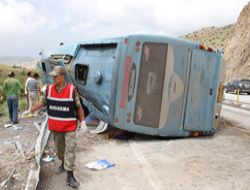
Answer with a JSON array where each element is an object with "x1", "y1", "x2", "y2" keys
[{"x1": 0, "y1": 56, "x2": 38, "y2": 69}]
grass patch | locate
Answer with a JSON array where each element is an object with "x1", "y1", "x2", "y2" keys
[{"x1": 0, "y1": 64, "x2": 31, "y2": 86}]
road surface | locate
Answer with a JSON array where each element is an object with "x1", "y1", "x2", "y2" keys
[
  {"x1": 221, "y1": 104, "x2": 250, "y2": 130},
  {"x1": 39, "y1": 94, "x2": 250, "y2": 190},
  {"x1": 224, "y1": 92, "x2": 250, "y2": 104},
  {"x1": 44, "y1": 119, "x2": 250, "y2": 190}
]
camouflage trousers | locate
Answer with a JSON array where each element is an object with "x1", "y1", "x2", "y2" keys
[{"x1": 53, "y1": 131, "x2": 76, "y2": 171}]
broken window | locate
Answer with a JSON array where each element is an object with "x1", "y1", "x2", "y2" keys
[
  {"x1": 76, "y1": 64, "x2": 89, "y2": 85},
  {"x1": 42, "y1": 62, "x2": 47, "y2": 72}
]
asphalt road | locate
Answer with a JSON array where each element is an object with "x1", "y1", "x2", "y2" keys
[
  {"x1": 43, "y1": 93, "x2": 250, "y2": 190},
  {"x1": 224, "y1": 92, "x2": 250, "y2": 104},
  {"x1": 222, "y1": 92, "x2": 250, "y2": 130},
  {"x1": 221, "y1": 104, "x2": 250, "y2": 130},
  {"x1": 46, "y1": 119, "x2": 250, "y2": 190}
]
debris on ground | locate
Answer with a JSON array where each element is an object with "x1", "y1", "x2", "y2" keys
[
  {"x1": 85, "y1": 159, "x2": 115, "y2": 170},
  {"x1": 14, "y1": 142, "x2": 26, "y2": 160},
  {"x1": 42, "y1": 155, "x2": 55, "y2": 163},
  {"x1": 88, "y1": 121, "x2": 109, "y2": 134},
  {"x1": 0, "y1": 113, "x2": 48, "y2": 190},
  {"x1": 4, "y1": 124, "x2": 12, "y2": 128},
  {"x1": 13, "y1": 125, "x2": 23, "y2": 131}
]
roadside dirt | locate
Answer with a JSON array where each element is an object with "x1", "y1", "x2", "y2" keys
[
  {"x1": 0, "y1": 114, "x2": 44, "y2": 190},
  {"x1": 37, "y1": 127, "x2": 111, "y2": 190}
]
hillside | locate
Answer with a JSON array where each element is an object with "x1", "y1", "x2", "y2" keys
[
  {"x1": 184, "y1": 1, "x2": 250, "y2": 82},
  {"x1": 0, "y1": 64, "x2": 33, "y2": 86},
  {"x1": 224, "y1": 1, "x2": 250, "y2": 81},
  {"x1": 184, "y1": 25, "x2": 234, "y2": 51},
  {"x1": 0, "y1": 56, "x2": 37, "y2": 69}
]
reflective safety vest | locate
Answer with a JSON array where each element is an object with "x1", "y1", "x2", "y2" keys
[{"x1": 46, "y1": 83, "x2": 77, "y2": 132}]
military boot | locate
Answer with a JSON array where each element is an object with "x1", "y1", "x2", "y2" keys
[
  {"x1": 66, "y1": 171, "x2": 80, "y2": 188},
  {"x1": 54, "y1": 160, "x2": 65, "y2": 174}
]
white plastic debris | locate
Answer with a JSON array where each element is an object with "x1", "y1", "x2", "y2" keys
[
  {"x1": 88, "y1": 121, "x2": 109, "y2": 134},
  {"x1": 4, "y1": 124, "x2": 13, "y2": 128},
  {"x1": 13, "y1": 125, "x2": 22, "y2": 131},
  {"x1": 42, "y1": 155, "x2": 55, "y2": 163},
  {"x1": 4, "y1": 140, "x2": 15, "y2": 145},
  {"x1": 85, "y1": 159, "x2": 115, "y2": 170}
]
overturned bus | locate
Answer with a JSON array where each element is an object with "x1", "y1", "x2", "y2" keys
[{"x1": 39, "y1": 34, "x2": 223, "y2": 137}]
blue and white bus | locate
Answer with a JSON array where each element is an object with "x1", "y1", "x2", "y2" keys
[{"x1": 39, "y1": 34, "x2": 223, "y2": 137}]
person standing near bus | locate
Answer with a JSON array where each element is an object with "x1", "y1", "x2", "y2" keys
[
  {"x1": 27, "y1": 72, "x2": 41, "y2": 111},
  {"x1": 3, "y1": 71, "x2": 23, "y2": 124},
  {"x1": 29, "y1": 66, "x2": 87, "y2": 188},
  {"x1": 25, "y1": 71, "x2": 32, "y2": 109}
]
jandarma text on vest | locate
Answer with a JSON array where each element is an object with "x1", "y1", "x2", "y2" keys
[{"x1": 49, "y1": 105, "x2": 70, "y2": 112}]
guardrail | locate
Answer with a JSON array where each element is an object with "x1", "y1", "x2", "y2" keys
[{"x1": 25, "y1": 115, "x2": 50, "y2": 190}]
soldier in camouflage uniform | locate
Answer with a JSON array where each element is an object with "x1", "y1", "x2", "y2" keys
[{"x1": 30, "y1": 66, "x2": 87, "y2": 188}]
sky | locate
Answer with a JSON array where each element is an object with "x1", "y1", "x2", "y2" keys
[{"x1": 0, "y1": 0, "x2": 249, "y2": 58}]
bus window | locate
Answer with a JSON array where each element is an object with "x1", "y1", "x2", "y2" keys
[
  {"x1": 134, "y1": 42, "x2": 168, "y2": 128},
  {"x1": 76, "y1": 64, "x2": 89, "y2": 85}
]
